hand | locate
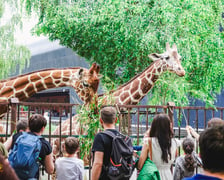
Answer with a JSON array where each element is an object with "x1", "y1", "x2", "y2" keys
[{"x1": 187, "y1": 125, "x2": 200, "y2": 140}]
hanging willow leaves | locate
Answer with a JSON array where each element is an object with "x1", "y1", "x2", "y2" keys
[{"x1": 0, "y1": 0, "x2": 30, "y2": 79}]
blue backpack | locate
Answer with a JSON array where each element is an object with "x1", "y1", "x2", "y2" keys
[{"x1": 9, "y1": 132, "x2": 42, "y2": 179}]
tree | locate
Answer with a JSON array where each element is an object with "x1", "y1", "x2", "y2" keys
[
  {"x1": 21, "y1": 0, "x2": 224, "y2": 106},
  {"x1": 0, "y1": 0, "x2": 30, "y2": 79}
]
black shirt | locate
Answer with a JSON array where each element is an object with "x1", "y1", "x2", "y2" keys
[{"x1": 92, "y1": 129, "x2": 120, "y2": 180}]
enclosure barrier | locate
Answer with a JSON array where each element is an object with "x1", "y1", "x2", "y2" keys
[{"x1": 1, "y1": 99, "x2": 224, "y2": 179}]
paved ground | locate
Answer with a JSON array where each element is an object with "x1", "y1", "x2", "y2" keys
[
  {"x1": 40, "y1": 169, "x2": 137, "y2": 180},
  {"x1": 83, "y1": 169, "x2": 137, "y2": 180}
]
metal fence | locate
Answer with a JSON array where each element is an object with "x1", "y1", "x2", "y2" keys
[{"x1": 1, "y1": 99, "x2": 224, "y2": 179}]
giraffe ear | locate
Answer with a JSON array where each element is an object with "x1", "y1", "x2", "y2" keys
[
  {"x1": 148, "y1": 53, "x2": 161, "y2": 61},
  {"x1": 78, "y1": 68, "x2": 84, "y2": 78},
  {"x1": 97, "y1": 74, "x2": 103, "y2": 79}
]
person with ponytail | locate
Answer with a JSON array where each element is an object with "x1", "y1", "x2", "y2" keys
[{"x1": 173, "y1": 138, "x2": 200, "y2": 180}]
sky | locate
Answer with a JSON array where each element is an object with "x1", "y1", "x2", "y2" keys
[
  {"x1": 15, "y1": 15, "x2": 46, "y2": 45},
  {"x1": 1, "y1": 3, "x2": 45, "y2": 45}
]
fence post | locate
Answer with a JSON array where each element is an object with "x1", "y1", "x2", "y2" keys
[
  {"x1": 10, "y1": 98, "x2": 19, "y2": 134},
  {"x1": 167, "y1": 102, "x2": 175, "y2": 128}
]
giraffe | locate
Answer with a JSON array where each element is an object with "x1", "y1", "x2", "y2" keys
[
  {"x1": 52, "y1": 42, "x2": 185, "y2": 156},
  {"x1": 0, "y1": 62, "x2": 101, "y2": 117},
  {"x1": 102, "y1": 42, "x2": 185, "y2": 105}
]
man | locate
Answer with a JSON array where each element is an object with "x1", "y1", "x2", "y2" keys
[
  {"x1": 184, "y1": 125, "x2": 224, "y2": 180},
  {"x1": 9, "y1": 114, "x2": 54, "y2": 179},
  {"x1": 91, "y1": 106, "x2": 119, "y2": 180}
]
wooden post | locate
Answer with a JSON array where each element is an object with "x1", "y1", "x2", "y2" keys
[
  {"x1": 167, "y1": 102, "x2": 175, "y2": 128},
  {"x1": 10, "y1": 98, "x2": 19, "y2": 134}
]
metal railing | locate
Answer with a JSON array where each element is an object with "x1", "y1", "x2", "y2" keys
[{"x1": 1, "y1": 99, "x2": 224, "y2": 179}]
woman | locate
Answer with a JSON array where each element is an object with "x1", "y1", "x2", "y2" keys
[
  {"x1": 173, "y1": 138, "x2": 199, "y2": 180},
  {"x1": 138, "y1": 113, "x2": 181, "y2": 180}
]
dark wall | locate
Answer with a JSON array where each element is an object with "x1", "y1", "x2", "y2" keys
[{"x1": 12, "y1": 46, "x2": 90, "y2": 104}]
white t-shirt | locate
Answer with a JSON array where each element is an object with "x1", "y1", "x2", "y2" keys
[{"x1": 55, "y1": 157, "x2": 84, "y2": 180}]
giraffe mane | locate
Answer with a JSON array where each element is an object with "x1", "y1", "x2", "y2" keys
[
  {"x1": 0, "y1": 67, "x2": 82, "y2": 83},
  {"x1": 99, "y1": 60, "x2": 157, "y2": 96}
]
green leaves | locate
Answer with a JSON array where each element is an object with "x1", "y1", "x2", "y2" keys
[
  {"x1": 0, "y1": 0, "x2": 30, "y2": 79},
  {"x1": 21, "y1": 0, "x2": 224, "y2": 106}
]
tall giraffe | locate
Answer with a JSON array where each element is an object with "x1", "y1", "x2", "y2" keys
[
  {"x1": 0, "y1": 63, "x2": 100, "y2": 117},
  {"x1": 103, "y1": 42, "x2": 185, "y2": 105},
  {"x1": 52, "y1": 42, "x2": 185, "y2": 155}
]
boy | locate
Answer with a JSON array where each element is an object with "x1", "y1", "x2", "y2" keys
[{"x1": 55, "y1": 137, "x2": 84, "y2": 180}]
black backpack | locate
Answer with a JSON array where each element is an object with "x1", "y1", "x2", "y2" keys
[{"x1": 102, "y1": 130, "x2": 134, "y2": 180}]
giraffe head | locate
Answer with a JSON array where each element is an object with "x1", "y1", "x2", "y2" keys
[
  {"x1": 74, "y1": 63, "x2": 100, "y2": 104},
  {"x1": 148, "y1": 42, "x2": 185, "y2": 77}
]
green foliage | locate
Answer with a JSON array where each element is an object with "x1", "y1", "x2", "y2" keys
[
  {"x1": 77, "y1": 96, "x2": 102, "y2": 158},
  {"x1": 21, "y1": 0, "x2": 224, "y2": 107},
  {"x1": 77, "y1": 94, "x2": 117, "y2": 158},
  {"x1": 0, "y1": 0, "x2": 30, "y2": 79}
]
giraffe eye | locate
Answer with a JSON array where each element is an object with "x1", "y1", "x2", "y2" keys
[
  {"x1": 165, "y1": 56, "x2": 170, "y2": 60},
  {"x1": 83, "y1": 81, "x2": 89, "y2": 87}
]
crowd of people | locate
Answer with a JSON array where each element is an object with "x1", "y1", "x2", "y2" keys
[{"x1": 0, "y1": 106, "x2": 223, "y2": 180}]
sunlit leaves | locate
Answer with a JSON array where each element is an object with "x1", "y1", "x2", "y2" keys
[{"x1": 22, "y1": 0, "x2": 224, "y2": 106}]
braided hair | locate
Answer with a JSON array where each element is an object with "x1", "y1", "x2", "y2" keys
[{"x1": 182, "y1": 138, "x2": 195, "y2": 171}]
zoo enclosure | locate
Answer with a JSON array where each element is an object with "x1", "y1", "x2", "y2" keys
[
  {"x1": 1, "y1": 99, "x2": 224, "y2": 179},
  {"x1": 1, "y1": 99, "x2": 224, "y2": 143}
]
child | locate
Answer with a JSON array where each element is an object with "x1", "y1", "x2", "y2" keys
[
  {"x1": 4, "y1": 120, "x2": 28, "y2": 151},
  {"x1": 173, "y1": 138, "x2": 201, "y2": 180},
  {"x1": 55, "y1": 137, "x2": 84, "y2": 180}
]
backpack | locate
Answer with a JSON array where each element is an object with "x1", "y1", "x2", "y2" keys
[
  {"x1": 102, "y1": 130, "x2": 134, "y2": 180},
  {"x1": 136, "y1": 156, "x2": 161, "y2": 180},
  {"x1": 9, "y1": 132, "x2": 42, "y2": 180}
]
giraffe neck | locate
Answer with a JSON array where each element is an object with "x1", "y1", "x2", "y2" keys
[
  {"x1": 0, "y1": 68, "x2": 88, "y2": 103},
  {"x1": 111, "y1": 60, "x2": 166, "y2": 105}
]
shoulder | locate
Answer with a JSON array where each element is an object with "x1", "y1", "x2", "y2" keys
[
  {"x1": 183, "y1": 174, "x2": 211, "y2": 180},
  {"x1": 55, "y1": 157, "x2": 64, "y2": 164},
  {"x1": 74, "y1": 158, "x2": 84, "y2": 166},
  {"x1": 176, "y1": 155, "x2": 185, "y2": 164},
  {"x1": 143, "y1": 137, "x2": 151, "y2": 146},
  {"x1": 172, "y1": 138, "x2": 181, "y2": 147},
  {"x1": 13, "y1": 132, "x2": 23, "y2": 141},
  {"x1": 95, "y1": 129, "x2": 118, "y2": 141},
  {"x1": 40, "y1": 138, "x2": 52, "y2": 153}
]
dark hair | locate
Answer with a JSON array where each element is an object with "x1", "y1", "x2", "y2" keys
[
  {"x1": 207, "y1": 117, "x2": 224, "y2": 128},
  {"x1": 16, "y1": 120, "x2": 28, "y2": 132},
  {"x1": 183, "y1": 138, "x2": 195, "y2": 171},
  {"x1": 29, "y1": 114, "x2": 47, "y2": 133},
  {"x1": 0, "y1": 154, "x2": 19, "y2": 180},
  {"x1": 149, "y1": 113, "x2": 173, "y2": 163},
  {"x1": 65, "y1": 137, "x2": 79, "y2": 155},
  {"x1": 100, "y1": 106, "x2": 117, "y2": 124},
  {"x1": 199, "y1": 125, "x2": 224, "y2": 173}
]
